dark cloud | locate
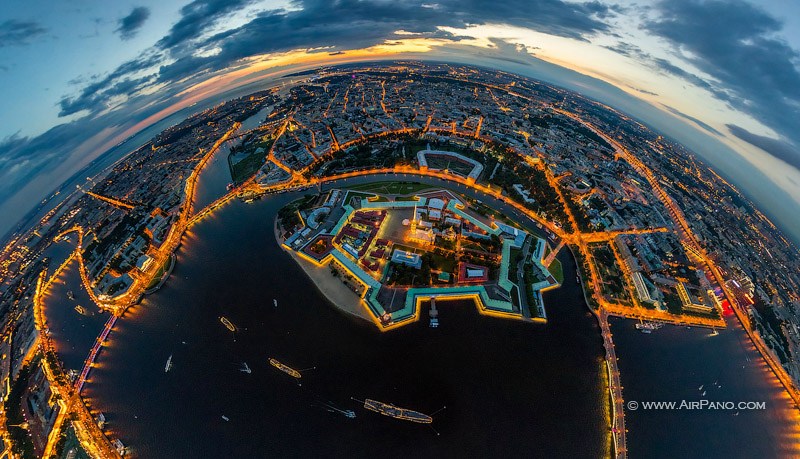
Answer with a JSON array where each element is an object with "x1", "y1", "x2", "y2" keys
[
  {"x1": 727, "y1": 124, "x2": 800, "y2": 170},
  {"x1": 156, "y1": 0, "x2": 259, "y2": 50},
  {"x1": 0, "y1": 20, "x2": 46, "y2": 47},
  {"x1": 628, "y1": 86, "x2": 658, "y2": 97},
  {"x1": 663, "y1": 105, "x2": 723, "y2": 136},
  {"x1": 58, "y1": 52, "x2": 164, "y2": 116},
  {"x1": 58, "y1": 0, "x2": 614, "y2": 120},
  {"x1": 116, "y1": 6, "x2": 151, "y2": 40},
  {"x1": 645, "y1": 0, "x2": 800, "y2": 169}
]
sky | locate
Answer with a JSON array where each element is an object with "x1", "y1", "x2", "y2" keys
[{"x1": 1, "y1": 0, "x2": 799, "y2": 242}]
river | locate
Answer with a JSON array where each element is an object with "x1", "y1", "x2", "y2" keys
[{"x1": 40, "y1": 172, "x2": 799, "y2": 458}]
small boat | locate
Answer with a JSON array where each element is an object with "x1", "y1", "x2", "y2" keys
[
  {"x1": 710, "y1": 328, "x2": 719, "y2": 336},
  {"x1": 699, "y1": 385, "x2": 704, "y2": 391},
  {"x1": 240, "y1": 362, "x2": 251, "y2": 374},
  {"x1": 113, "y1": 439, "x2": 127, "y2": 456},
  {"x1": 67, "y1": 290, "x2": 75, "y2": 300},
  {"x1": 269, "y1": 358, "x2": 301, "y2": 379},
  {"x1": 635, "y1": 321, "x2": 662, "y2": 333},
  {"x1": 220, "y1": 316, "x2": 236, "y2": 332},
  {"x1": 221, "y1": 415, "x2": 230, "y2": 421},
  {"x1": 702, "y1": 391, "x2": 706, "y2": 396},
  {"x1": 273, "y1": 299, "x2": 278, "y2": 308},
  {"x1": 165, "y1": 354, "x2": 173, "y2": 373},
  {"x1": 362, "y1": 399, "x2": 432, "y2": 424},
  {"x1": 75, "y1": 305, "x2": 87, "y2": 315}
]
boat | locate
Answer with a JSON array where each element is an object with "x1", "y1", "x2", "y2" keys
[
  {"x1": 221, "y1": 415, "x2": 230, "y2": 421},
  {"x1": 165, "y1": 354, "x2": 173, "y2": 373},
  {"x1": 635, "y1": 320, "x2": 663, "y2": 333},
  {"x1": 220, "y1": 316, "x2": 236, "y2": 332},
  {"x1": 710, "y1": 328, "x2": 719, "y2": 336},
  {"x1": 74, "y1": 305, "x2": 87, "y2": 315},
  {"x1": 240, "y1": 362, "x2": 251, "y2": 374},
  {"x1": 67, "y1": 290, "x2": 75, "y2": 300},
  {"x1": 273, "y1": 299, "x2": 278, "y2": 308},
  {"x1": 362, "y1": 399, "x2": 433, "y2": 424},
  {"x1": 269, "y1": 358, "x2": 301, "y2": 379},
  {"x1": 321, "y1": 401, "x2": 357, "y2": 418},
  {"x1": 113, "y1": 439, "x2": 127, "y2": 456}
]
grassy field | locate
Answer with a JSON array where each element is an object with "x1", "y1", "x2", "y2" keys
[
  {"x1": 348, "y1": 181, "x2": 433, "y2": 196},
  {"x1": 146, "y1": 255, "x2": 174, "y2": 290},
  {"x1": 547, "y1": 258, "x2": 564, "y2": 284},
  {"x1": 425, "y1": 155, "x2": 475, "y2": 176},
  {"x1": 228, "y1": 140, "x2": 272, "y2": 184},
  {"x1": 430, "y1": 252, "x2": 457, "y2": 273}
]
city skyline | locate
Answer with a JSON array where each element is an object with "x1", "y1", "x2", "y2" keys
[{"x1": 1, "y1": 0, "x2": 800, "y2": 245}]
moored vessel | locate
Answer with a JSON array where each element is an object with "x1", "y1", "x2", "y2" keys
[
  {"x1": 220, "y1": 316, "x2": 236, "y2": 332},
  {"x1": 362, "y1": 399, "x2": 433, "y2": 424},
  {"x1": 269, "y1": 358, "x2": 301, "y2": 379}
]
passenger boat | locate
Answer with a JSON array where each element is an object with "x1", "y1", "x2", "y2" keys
[
  {"x1": 219, "y1": 316, "x2": 236, "y2": 332},
  {"x1": 240, "y1": 362, "x2": 251, "y2": 374},
  {"x1": 165, "y1": 354, "x2": 173, "y2": 372},
  {"x1": 74, "y1": 305, "x2": 87, "y2": 315},
  {"x1": 269, "y1": 358, "x2": 301, "y2": 379},
  {"x1": 635, "y1": 320, "x2": 663, "y2": 333},
  {"x1": 363, "y1": 399, "x2": 433, "y2": 424}
]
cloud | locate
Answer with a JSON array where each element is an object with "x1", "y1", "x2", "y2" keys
[
  {"x1": 644, "y1": 0, "x2": 800, "y2": 170},
  {"x1": 116, "y1": 6, "x2": 151, "y2": 40},
  {"x1": 56, "y1": 0, "x2": 614, "y2": 120},
  {"x1": 58, "y1": 52, "x2": 164, "y2": 116},
  {"x1": 662, "y1": 105, "x2": 723, "y2": 136},
  {"x1": 727, "y1": 124, "x2": 800, "y2": 170},
  {"x1": 156, "y1": 0, "x2": 260, "y2": 50},
  {"x1": 0, "y1": 20, "x2": 46, "y2": 47}
]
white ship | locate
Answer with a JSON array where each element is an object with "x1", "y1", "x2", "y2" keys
[{"x1": 165, "y1": 354, "x2": 173, "y2": 372}]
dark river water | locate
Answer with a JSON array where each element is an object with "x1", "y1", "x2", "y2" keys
[
  {"x1": 610, "y1": 316, "x2": 800, "y2": 458},
  {"x1": 40, "y1": 170, "x2": 799, "y2": 458}
]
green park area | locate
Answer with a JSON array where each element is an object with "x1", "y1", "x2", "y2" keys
[
  {"x1": 348, "y1": 181, "x2": 433, "y2": 196},
  {"x1": 547, "y1": 258, "x2": 564, "y2": 284},
  {"x1": 228, "y1": 138, "x2": 274, "y2": 184}
]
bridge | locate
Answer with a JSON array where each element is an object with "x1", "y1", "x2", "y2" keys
[
  {"x1": 84, "y1": 191, "x2": 137, "y2": 211},
  {"x1": 33, "y1": 270, "x2": 121, "y2": 458},
  {"x1": 75, "y1": 314, "x2": 117, "y2": 393},
  {"x1": 596, "y1": 308, "x2": 627, "y2": 459}
]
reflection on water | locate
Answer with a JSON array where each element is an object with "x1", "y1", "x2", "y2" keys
[
  {"x1": 40, "y1": 171, "x2": 799, "y2": 458},
  {"x1": 74, "y1": 195, "x2": 607, "y2": 458},
  {"x1": 611, "y1": 316, "x2": 800, "y2": 458}
]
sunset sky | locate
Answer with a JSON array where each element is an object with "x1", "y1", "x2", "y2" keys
[{"x1": 1, "y1": 0, "x2": 799, "y2": 241}]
